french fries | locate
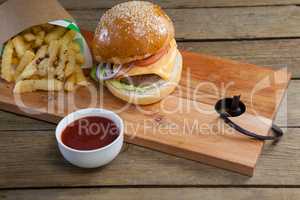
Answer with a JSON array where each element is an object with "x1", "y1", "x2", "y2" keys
[
  {"x1": 12, "y1": 57, "x2": 20, "y2": 65},
  {"x1": 17, "y1": 60, "x2": 37, "y2": 81},
  {"x1": 0, "y1": 24, "x2": 87, "y2": 93},
  {"x1": 36, "y1": 58, "x2": 49, "y2": 77},
  {"x1": 16, "y1": 45, "x2": 47, "y2": 81},
  {"x1": 64, "y1": 73, "x2": 76, "y2": 91},
  {"x1": 12, "y1": 36, "x2": 27, "y2": 58},
  {"x1": 35, "y1": 45, "x2": 48, "y2": 58},
  {"x1": 55, "y1": 43, "x2": 68, "y2": 80},
  {"x1": 15, "y1": 51, "x2": 35, "y2": 79},
  {"x1": 1, "y1": 40, "x2": 14, "y2": 82},
  {"x1": 14, "y1": 79, "x2": 63, "y2": 93},
  {"x1": 64, "y1": 48, "x2": 76, "y2": 78},
  {"x1": 69, "y1": 41, "x2": 80, "y2": 53},
  {"x1": 45, "y1": 26, "x2": 67, "y2": 44},
  {"x1": 41, "y1": 24, "x2": 55, "y2": 32},
  {"x1": 23, "y1": 33, "x2": 36, "y2": 42},
  {"x1": 75, "y1": 53, "x2": 85, "y2": 64},
  {"x1": 60, "y1": 30, "x2": 76, "y2": 46},
  {"x1": 47, "y1": 40, "x2": 60, "y2": 78},
  {"x1": 32, "y1": 26, "x2": 42, "y2": 34},
  {"x1": 75, "y1": 65, "x2": 89, "y2": 86},
  {"x1": 33, "y1": 30, "x2": 45, "y2": 48}
]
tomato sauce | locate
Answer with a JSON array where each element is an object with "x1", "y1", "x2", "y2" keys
[{"x1": 61, "y1": 116, "x2": 119, "y2": 151}]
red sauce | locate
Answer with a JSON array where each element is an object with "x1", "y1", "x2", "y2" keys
[{"x1": 61, "y1": 116, "x2": 119, "y2": 151}]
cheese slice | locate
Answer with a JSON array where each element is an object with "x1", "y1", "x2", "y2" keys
[{"x1": 117, "y1": 39, "x2": 177, "y2": 80}]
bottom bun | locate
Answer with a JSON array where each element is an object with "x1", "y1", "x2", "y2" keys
[{"x1": 105, "y1": 50, "x2": 183, "y2": 105}]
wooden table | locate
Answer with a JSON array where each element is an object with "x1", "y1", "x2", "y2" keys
[{"x1": 1, "y1": 0, "x2": 300, "y2": 199}]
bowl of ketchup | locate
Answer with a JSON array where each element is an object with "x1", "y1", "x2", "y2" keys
[{"x1": 55, "y1": 108, "x2": 124, "y2": 168}]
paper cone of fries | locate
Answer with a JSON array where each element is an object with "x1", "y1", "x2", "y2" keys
[{"x1": 0, "y1": 0, "x2": 93, "y2": 93}]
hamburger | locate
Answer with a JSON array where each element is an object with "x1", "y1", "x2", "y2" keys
[{"x1": 91, "y1": 1, "x2": 182, "y2": 105}]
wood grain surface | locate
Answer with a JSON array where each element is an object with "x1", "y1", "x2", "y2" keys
[
  {"x1": 179, "y1": 40, "x2": 300, "y2": 78},
  {"x1": 70, "y1": 6, "x2": 300, "y2": 40},
  {"x1": 0, "y1": 0, "x2": 299, "y2": 199},
  {"x1": 2, "y1": 0, "x2": 300, "y2": 8},
  {"x1": 58, "y1": 0, "x2": 300, "y2": 9},
  {"x1": 0, "y1": 128, "x2": 300, "y2": 188},
  {"x1": 1, "y1": 188, "x2": 300, "y2": 200}
]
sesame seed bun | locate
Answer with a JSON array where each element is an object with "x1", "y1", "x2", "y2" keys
[{"x1": 92, "y1": 1, "x2": 175, "y2": 64}]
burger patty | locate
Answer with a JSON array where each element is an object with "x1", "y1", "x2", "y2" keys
[{"x1": 119, "y1": 74, "x2": 162, "y2": 87}]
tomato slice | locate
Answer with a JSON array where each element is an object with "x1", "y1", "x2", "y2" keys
[{"x1": 132, "y1": 45, "x2": 169, "y2": 67}]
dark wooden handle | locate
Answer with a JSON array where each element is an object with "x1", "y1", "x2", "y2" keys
[{"x1": 220, "y1": 113, "x2": 283, "y2": 142}]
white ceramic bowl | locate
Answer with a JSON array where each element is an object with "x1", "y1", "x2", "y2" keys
[{"x1": 55, "y1": 108, "x2": 124, "y2": 168}]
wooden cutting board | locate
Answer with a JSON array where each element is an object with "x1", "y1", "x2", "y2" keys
[{"x1": 0, "y1": 31, "x2": 290, "y2": 176}]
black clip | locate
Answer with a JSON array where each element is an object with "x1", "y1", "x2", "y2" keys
[{"x1": 215, "y1": 95, "x2": 283, "y2": 142}]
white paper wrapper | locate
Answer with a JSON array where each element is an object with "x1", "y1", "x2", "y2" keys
[{"x1": 49, "y1": 20, "x2": 93, "y2": 69}]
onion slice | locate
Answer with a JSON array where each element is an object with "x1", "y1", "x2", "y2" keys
[{"x1": 96, "y1": 63, "x2": 122, "y2": 81}]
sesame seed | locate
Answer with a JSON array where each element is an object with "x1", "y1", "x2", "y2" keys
[{"x1": 97, "y1": 1, "x2": 168, "y2": 38}]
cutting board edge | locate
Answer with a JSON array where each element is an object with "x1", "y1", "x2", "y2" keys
[{"x1": 0, "y1": 100, "x2": 61, "y2": 124}]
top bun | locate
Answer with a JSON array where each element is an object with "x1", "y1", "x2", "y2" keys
[{"x1": 92, "y1": 1, "x2": 175, "y2": 64}]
